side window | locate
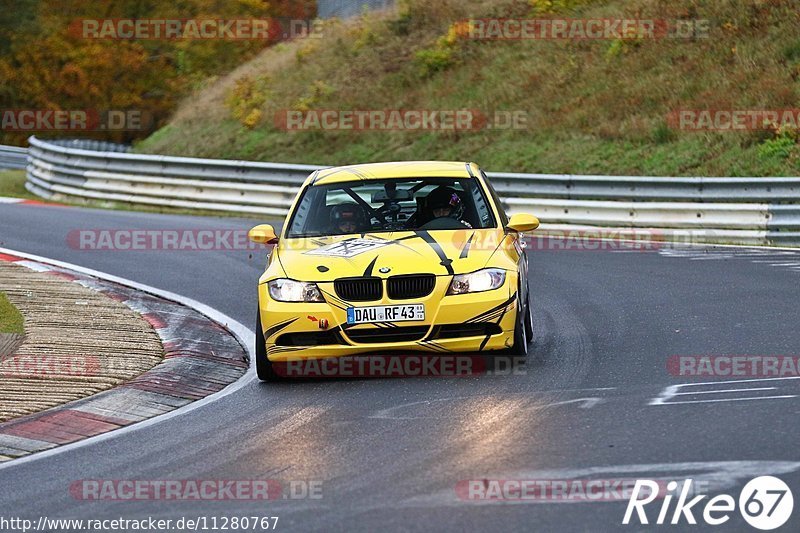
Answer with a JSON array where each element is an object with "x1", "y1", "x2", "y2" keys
[
  {"x1": 463, "y1": 178, "x2": 494, "y2": 228},
  {"x1": 480, "y1": 170, "x2": 509, "y2": 226},
  {"x1": 286, "y1": 186, "x2": 314, "y2": 235}
]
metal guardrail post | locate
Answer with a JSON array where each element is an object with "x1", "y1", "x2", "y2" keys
[
  {"x1": 0, "y1": 145, "x2": 29, "y2": 170},
  {"x1": 19, "y1": 136, "x2": 800, "y2": 246}
]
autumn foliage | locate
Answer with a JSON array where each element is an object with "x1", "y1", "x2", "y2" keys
[{"x1": 0, "y1": 0, "x2": 315, "y2": 145}]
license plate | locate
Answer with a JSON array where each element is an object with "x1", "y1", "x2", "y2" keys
[{"x1": 347, "y1": 304, "x2": 425, "y2": 324}]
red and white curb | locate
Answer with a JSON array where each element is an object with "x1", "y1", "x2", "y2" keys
[
  {"x1": 0, "y1": 196, "x2": 57, "y2": 206},
  {"x1": 0, "y1": 250, "x2": 250, "y2": 462}
]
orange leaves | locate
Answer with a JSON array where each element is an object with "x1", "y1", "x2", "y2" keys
[{"x1": 0, "y1": 0, "x2": 311, "y2": 144}]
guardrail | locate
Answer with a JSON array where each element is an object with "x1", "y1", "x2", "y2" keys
[
  {"x1": 24, "y1": 136, "x2": 800, "y2": 246},
  {"x1": 44, "y1": 139, "x2": 131, "y2": 153},
  {"x1": 0, "y1": 144, "x2": 28, "y2": 170}
]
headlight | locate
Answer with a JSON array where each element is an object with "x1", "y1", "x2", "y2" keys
[
  {"x1": 447, "y1": 268, "x2": 506, "y2": 295},
  {"x1": 268, "y1": 279, "x2": 324, "y2": 302}
]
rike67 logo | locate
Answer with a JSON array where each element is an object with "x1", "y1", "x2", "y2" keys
[{"x1": 623, "y1": 476, "x2": 793, "y2": 530}]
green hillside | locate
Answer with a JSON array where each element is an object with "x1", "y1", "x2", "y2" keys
[{"x1": 137, "y1": 0, "x2": 800, "y2": 176}]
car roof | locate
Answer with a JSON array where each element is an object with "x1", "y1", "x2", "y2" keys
[{"x1": 307, "y1": 161, "x2": 480, "y2": 186}]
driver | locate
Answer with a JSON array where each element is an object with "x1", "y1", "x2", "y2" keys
[
  {"x1": 330, "y1": 202, "x2": 367, "y2": 234},
  {"x1": 420, "y1": 186, "x2": 472, "y2": 229}
]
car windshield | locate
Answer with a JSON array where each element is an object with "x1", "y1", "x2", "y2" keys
[{"x1": 286, "y1": 177, "x2": 497, "y2": 237}]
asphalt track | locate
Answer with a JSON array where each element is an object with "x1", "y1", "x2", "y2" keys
[{"x1": 0, "y1": 202, "x2": 799, "y2": 532}]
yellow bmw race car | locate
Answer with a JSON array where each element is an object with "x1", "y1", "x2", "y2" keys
[{"x1": 248, "y1": 161, "x2": 539, "y2": 381}]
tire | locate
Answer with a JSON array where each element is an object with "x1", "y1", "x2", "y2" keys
[
  {"x1": 524, "y1": 291, "x2": 534, "y2": 341},
  {"x1": 510, "y1": 291, "x2": 530, "y2": 357},
  {"x1": 255, "y1": 311, "x2": 282, "y2": 382}
]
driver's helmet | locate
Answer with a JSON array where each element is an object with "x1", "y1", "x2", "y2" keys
[
  {"x1": 426, "y1": 186, "x2": 463, "y2": 218},
  {"x1": 330, "y1": 202, "x2": 366, "y2": 232}
]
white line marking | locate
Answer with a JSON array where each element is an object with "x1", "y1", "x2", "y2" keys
[
  {"x1": 677, "y1": 376, "x2": 800, "y2": 386},
  {"x1": 673, "y1": 387, "x2": 776, "y2": 395},
  {"x1": 369, "y1": 392, "x2": 610, "y2": 419},
  {"x1": 399, "y1": 461, "x2": 800, "y2": 507},
  {"x1": 661, "y1": 395, "x2": 796, "y2": 405},
  {"x1": 649, "y1": 377, "x2": 800, "y2": 406},
  {"x1": 0, "y1": 247, "x2": 256, "y2": 471},
  {"x1": 545, "y1": 398, "x2": 604, "y2": 409}
]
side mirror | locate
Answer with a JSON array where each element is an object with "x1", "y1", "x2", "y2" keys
[
  {"x1": 506, "y1": 213, "x2": 539, "y2": 233},
  {"x1": 248, "y1": 224, "x2": 278, "y2": 244}
]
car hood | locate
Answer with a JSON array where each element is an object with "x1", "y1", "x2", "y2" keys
[{"x1": 276, "y1": 229, "x2": 506, "y2": 281}]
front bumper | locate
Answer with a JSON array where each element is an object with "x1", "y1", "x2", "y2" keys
[{"x1": 258, "y1": 276, "x2": 518, "y2": 361}]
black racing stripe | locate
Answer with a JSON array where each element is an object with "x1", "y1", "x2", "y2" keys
[
  {"x1": 417, "y1": 230, "x2": 454, "y2": 275},
  {"x1": 380, "y1": 238, "x2": 425, "y2": 256},
  {"x1": 496, "y1": 301, "x2": 510, "y2": 325},
  {"x1": 465, "y1": 293, "x2": 517, "y2": 324},
  {"x1": 466, "y1": 309, "x2": 504, "y2": 324},
  {"x1": 363, "y1": 256, "x2": 378, "y2": 277},
  {"x1": 332, "y1": 322, "x2": 359, "y2": 332},
  {"x1": 268, "y1": 346, "x2": 307, "y2": 354},
  {"x1": 469, "y1": 310, "x2": 506, "y2": 324},
  {"x1": 459, "y1": 232, "x2": 475, "y2": 259},
  {"x1": 478, "y1": 335, "x2": 491, "y2": 351},
  {"x1": 425, "y1": 340, "x2": 451, "y2": 352},
  {"x1": 420, "y1": 340, "x2": 448, "y2": 353},
  {"x1": 264, "y1": 317, "x2": 299, "y2": 340},
  {"x1": 319, "y1": 289, "x2": 348, "y2": 310}
]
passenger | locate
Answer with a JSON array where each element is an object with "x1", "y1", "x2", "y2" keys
[{"x1": 420, "y1": 186, "x2": 472, "y2": 229}]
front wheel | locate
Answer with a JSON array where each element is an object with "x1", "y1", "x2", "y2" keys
[
  {"x1": 510, "y1": 293, "x2": 531, "y2": 357},
  {"x1": 524, "y1": 291, "x2": 534, "y2": 340},
  {"x1": 255, "y1": 311, "x2": 282, "y2": 382}
]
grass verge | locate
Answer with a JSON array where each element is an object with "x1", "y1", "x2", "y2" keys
[
  {"x1": 136, "y1": 0, "x2": 800, "y2": 177},
  {"x1": 0, "y1": 292, "x2": 24, "y2": 334}
]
